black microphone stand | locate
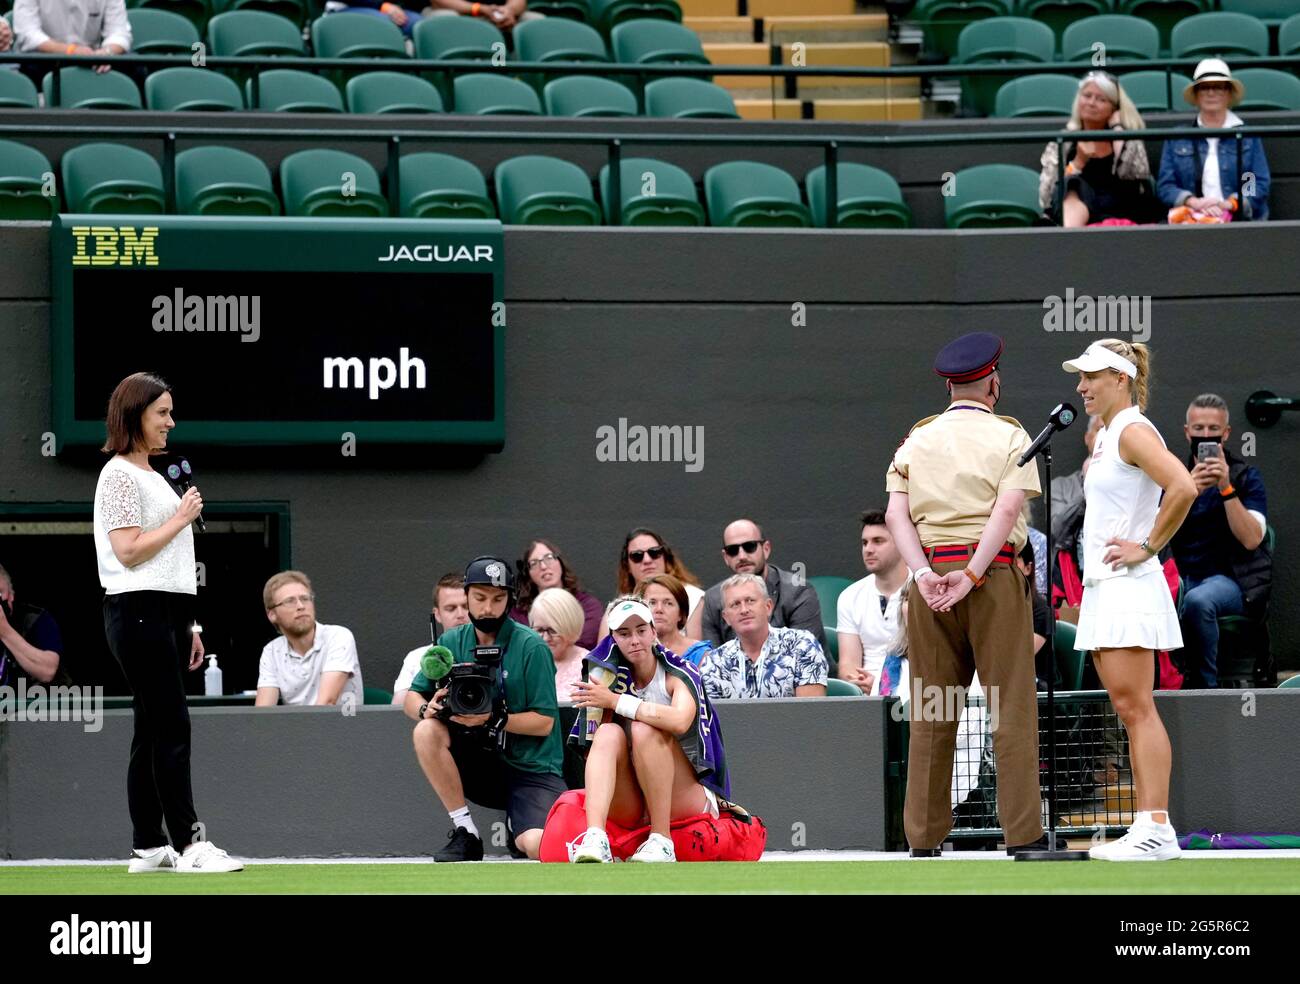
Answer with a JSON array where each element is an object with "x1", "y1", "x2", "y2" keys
[{"x1": 1017, "y1": 434, "x2": 1090, "y2": 862}]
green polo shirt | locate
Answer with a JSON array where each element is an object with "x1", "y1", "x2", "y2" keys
[{"x1": 410, "y1": 618, "x2": 563, "y2": 777}]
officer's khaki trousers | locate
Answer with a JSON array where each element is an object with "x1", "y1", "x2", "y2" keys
[{"x1": 904, "y1": 562, "x2": 1044, "y2": 850}]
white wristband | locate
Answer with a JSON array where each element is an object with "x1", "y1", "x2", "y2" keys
[
  {"x1": 614, "y1": 694, "x2": 642, "y2": 721},
  {"x1": 913, "y1": 566, "x2": 934, "y2": 581}
]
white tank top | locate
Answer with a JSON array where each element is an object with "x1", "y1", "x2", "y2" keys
[
  {"x1": 630, "y1": 663, "x2": 671, "y2": 706},
  {"x1": 1080, "y1": 405, "x2": 1165, "y2": 585}
]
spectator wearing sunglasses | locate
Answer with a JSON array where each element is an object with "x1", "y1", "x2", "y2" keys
[
  {"x1": 603, "y1": 528, "x2": 705, "y2": 639},
  {"x1": 511, "y1": 539, "x2": 602, "y2": 650},
  {"x1": 699, "y1": 519, "x2": 826, "y2": 650}
]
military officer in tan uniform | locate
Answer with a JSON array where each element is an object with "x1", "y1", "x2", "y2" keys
[{"x1": 885, "y1": 332, "x2": 1048, "y2": 857}]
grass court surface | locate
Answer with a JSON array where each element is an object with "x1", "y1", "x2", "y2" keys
[{"x1": 3, "y1": 854, "x2": 1298, "y2": 894}]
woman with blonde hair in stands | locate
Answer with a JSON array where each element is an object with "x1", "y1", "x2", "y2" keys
[
  {"x1": 635, "y1": 573, "x2": 711, "y2": 667},
  {"x1": 528, "y1": 587, "x2": 588, "y2": 699},
  {"x1": 1061, "y1": 339, "x2": 1196, "y2": 860},
  {"x1": 1039, "y1": 71, "x2": 1160, "y2": 227}
]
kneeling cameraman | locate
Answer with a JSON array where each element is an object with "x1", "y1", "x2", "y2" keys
[{"x1": 407, "y1": 556, "x2": 565, "y2": 862}]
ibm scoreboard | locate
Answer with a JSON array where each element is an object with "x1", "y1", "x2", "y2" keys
[{"x1": 50, "y1": 216, "x2": 505, "y2": 448}]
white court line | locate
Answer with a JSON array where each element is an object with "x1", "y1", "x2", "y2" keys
[{"x1": 5, "y1": 849, "x2": 1300, "y2": 867}]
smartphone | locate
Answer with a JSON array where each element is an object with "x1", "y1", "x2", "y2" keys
[{"x1": 1197, "y1": 441, "x2": 1221, "y2": 462}]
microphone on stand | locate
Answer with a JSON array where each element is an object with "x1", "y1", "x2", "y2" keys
[
  {"x1": 1018, "y1": 403, "x2": 1077, "y2": 467},
  {"x1": 166, "y1": 455, "x2": 206, "y2": 534}
]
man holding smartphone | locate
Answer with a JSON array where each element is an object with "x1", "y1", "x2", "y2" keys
[{"x1": 1170, "y1": 393, "x2": 1270, "y2": 688}]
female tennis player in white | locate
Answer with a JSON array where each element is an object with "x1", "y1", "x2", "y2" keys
[{"x1": 1062, "y1": 339, "x2": 1196, "y2": 861}]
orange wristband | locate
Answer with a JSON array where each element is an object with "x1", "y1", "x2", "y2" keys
[
  {"x1": 471, "y1": 2, "x2": 481, "y2": 14},
  {"x1": 1220, "y1": 483, "x2": 1236, "y2": 498},
  {"x1": 381, "y1": 2, "x2": 398, "y2": 11},
  {"x1": 964, "y1": 568, "x2": 987, "y2": 589},
  {"x1": 66, "y1": 43, "x2": 77, "y2": 54}
]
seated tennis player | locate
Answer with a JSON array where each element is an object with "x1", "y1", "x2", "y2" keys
[{"x1": 567, "y1": 597, "x2": 729, "y2": 863}]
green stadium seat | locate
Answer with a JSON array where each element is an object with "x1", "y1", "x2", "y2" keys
[
  {"x1": 1117, "y1": 0, "x2": 1211, "y2": 53},
  {"x1": 279, "y1": 148, "x2": 388, "y2": 217},
  {"x1": 451, "y1": 73, "x2": 543, "y2": 115},
  {"x1": 543, "y1": 75, "x2": 638, "y2": 116},
  {"x1": 1279, "y1": 674, "x2": 1300, "y2": 689},
  {"x1": 145, "y1": 67, "x2": 244, "y2": 111},
  {"x1": 913, "y1": 0, "x2": 1010, "y2": 61},
  {"x1": 1171, "y1": 12, "x2": 1270, "y2": 59},
  {"x1": 346, "y1": 71, "x2": 443, "y2": 114},
  {"x1": 127, "y1": 8, "x2": 201, "y2": 53},
  {"x1": 1280, "y1": 12, "x2": 1300, "y2": 56},
  {"x1": 598, "y1": 157, "x2": 705, "y2": 226},
  {"x1": 588, "y1": 0, "x2": 682, "y2": 35},
  {"x1": 807, "y1": 574, "x2": 852, "y2": 672},
  {"x1": 397, "y1": 152, "x2": 495, "y2": 219},
  {"x1": 247, "y1": 69, "x2": 343, "y2": 112},
  {"x1": 61, "y1": 143, "x2": 165, "y2": 214},
  {"x1": 1053, "y1": 619, "x2": 1084, "y2": 691},
  {"x1": 956, "y1": 17, "x2": 1055, "y2": 116},
  {"x1": 208, "y1": 10, "x2": 306, "y2": 58},
  {"x1": 1061, "y1": 14, "x2": 1160, "y2": 62},
  {"x1": 704, "y1": 161, "x2": 812, "y2": 228},
  {"x1": 514, "y1": 17, "x2": 609, "y2": 63},
  {"x1": 0, "y1": 140, "x2": 58, "y2": 219},
  {"x1": 805, "y1": 163, "x2": 913, "y2": 229},
  {"x1": 826, "y1": 678, "x2": 863, "y2": 697},
  {"x1": 311, "y1": 11, "x2": 406, "y2": 59},
  {"x1": 0, "y1": 71, "x2": 38, "y2": 109},
  {"x1": 1013, "y1": 0, "x2": 1109, "y2": 43},
  {"x1": 994, "y1": 73, "x2": 1078, "y2": 117},
  {"x1": 210, "y1": 0, "x2": 307, "y2": 25},
  {"x1": 529, "y1": 0, "x2": 592, "y2": 20},
  {"x1": 1235, "y1": 67, "x2": 1300, "y2": 110},
  {"x1": 42, "y1": 68, "x2": 142, "y2": 110},
  {"x1": 1120, "y1": 70, "x2": 1193, "y2": 112},
  {"x1": 363, "y1": 687, "x2": 393, "y2": 705},
  {"x1": 413, "y1": 15, "x2": 505, "y2": 101},
  {"x1": 495, "y1": 155, "x2": 603, "y2": 225},
  {"x1": 129, "y1": 0, "x2": 213, "y2": 35},
  {"x1": 643, "y1": 77, "x2": 737, "y2": 117},
  {"x1": 610, "y1": 18, "x2": 708, "y2": 66},
  {"x1": 944, "y1": 163, "x2": 1040, "y2": 228},
  {"x1": 1221, "y1": 0, "x2": 1300, "y2": 26},
  {"x1": 175, "y1": 146, "x2": 280, "y2": 215}
]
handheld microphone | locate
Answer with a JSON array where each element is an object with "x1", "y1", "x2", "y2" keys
[
  {"x1": 1018, "y1": 403, "x2": 1077, "y2": 466},
  {"x1": 421, "y1": 645, "x2": 455, "y2": 682},
  {"x1": 165, "y1": 455, "x2": 206, "y2": 533}
]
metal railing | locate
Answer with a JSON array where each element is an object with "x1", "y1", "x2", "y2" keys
[{"x1": 2, "y1": 115, "x2": 1295, "y2": 226}]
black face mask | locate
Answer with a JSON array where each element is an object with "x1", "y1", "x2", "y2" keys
[{"x1": 469, "y1": 609, "x2": 510, "y2": 636}]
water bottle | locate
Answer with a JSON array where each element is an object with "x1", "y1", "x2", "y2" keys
[{"x1": 204, "y1": 655, "x2": 223, "y2": 697}]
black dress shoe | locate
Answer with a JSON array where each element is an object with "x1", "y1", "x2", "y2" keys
[
  {"x1": 910, "y1": 847, "x2": 942, "y2": 858},
  {"x1": 434, "y1": 827, "x2": 484, "y2": 863},
  {"x1": 1006, "y1": 833, "x2": 1053, "y2": 856}
]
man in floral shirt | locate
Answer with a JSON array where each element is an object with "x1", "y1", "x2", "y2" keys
[{"x1": 700, "y1": 574, "x2": 828, "y2": 699}]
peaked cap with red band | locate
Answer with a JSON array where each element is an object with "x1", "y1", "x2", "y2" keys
[{"x1": 933, "y1": 332, "x2": 1004, "y2": 383}]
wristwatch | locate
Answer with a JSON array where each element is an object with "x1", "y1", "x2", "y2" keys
[
  {"x1": 963, "y1": 568, "x2": 987, "y2": 589},
  {"x1": 1139, "y1": 537, "x2": 1157, "y2": 555},
  {"x1": 418, "y1": 701, "x2": 429, "y2": 720}
]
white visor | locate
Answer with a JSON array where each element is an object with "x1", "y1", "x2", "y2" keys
[
  {"x1": 1062, "y1": 342, "x2": 1137, "y2": 378},
  {"x1": 608, "y1": 600, "x2": 654, "y2": 631}
]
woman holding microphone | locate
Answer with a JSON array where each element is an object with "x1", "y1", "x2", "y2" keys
[
  {"x1": 1061, "y1": 340, "x2": 1196, "y2": 861},
  {"x1": 94, "y1": 372, "x2": 242, "y2": 874}
]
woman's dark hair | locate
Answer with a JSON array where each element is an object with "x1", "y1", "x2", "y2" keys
[
  {"x1": 617, "y1": 527, "x2": 700, "y2": 595},
  {"x1": 102, "y1": 372, "x2": 171, "y2": 455},
  {"x1": 514, "y1": 538, "x2": 581, "y2": 614}
]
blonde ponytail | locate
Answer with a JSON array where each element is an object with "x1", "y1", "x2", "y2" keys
[{"x1": 1098, "y1": 337, "x2": 1150, "y2": 410}]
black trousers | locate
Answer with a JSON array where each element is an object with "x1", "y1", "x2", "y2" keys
[{"x1": 103, "y1": 590, "x2": 200, "y2": 851}]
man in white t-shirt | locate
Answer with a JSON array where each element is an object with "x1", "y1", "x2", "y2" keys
[
  {"x1": 836, "y1": 508, "x2": 908, "y2": 695},
  {"x1": 391, "y1": 571, "x2": 470, "y2": 704},
  {"x1": 256, "y1": 570, "x2": 363, "y2": 707}
]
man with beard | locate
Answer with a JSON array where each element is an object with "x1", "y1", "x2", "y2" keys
[
  {"x1": 407, "y1": 556, "x2": 565, "y2": 862},
  {"x1": 835, "y1": 509, "x2": 907, "y2": 695},
  {"x1": 1170, "y1": 393, "x2": 1271, "y2": 688},
  {"x1": 699, "y1": 519, "x2": 825, "y2": 650},
  {"x1": 255, "y1": 570, "x2": 363, "y2": 707}
]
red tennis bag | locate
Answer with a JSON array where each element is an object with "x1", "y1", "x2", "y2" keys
[{"x1": 539, "y1": 789, "x2": 766, "y2": 862}]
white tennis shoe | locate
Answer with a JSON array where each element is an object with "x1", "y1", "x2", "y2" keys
[
  {"x1": 570, "y1": 827, "x2": 613, "y2": 863},
  {"x1": 127, "y1": 846, "x2": 178, "y2": 873},
  {"x1": 1091, "y1": 818, "x2": 1181, "y2": 862},
  {"x1": 176, "y1": 841, "x2": 245, "y2": 873},
  {"x1": 627, "y1": 833, "x2": 676, "y2": 863}
]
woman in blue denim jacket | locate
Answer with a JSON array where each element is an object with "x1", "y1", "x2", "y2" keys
[{"x1": 1157, "y1": 59, "x2": 1270, "y2": 221}]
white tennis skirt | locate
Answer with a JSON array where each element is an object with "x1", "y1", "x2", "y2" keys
[{"x1": 1074, "y1": 569, "x2": 1183, "y2": 651}]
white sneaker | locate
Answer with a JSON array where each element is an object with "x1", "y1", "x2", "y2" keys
[
  {"x1": 570, "y1": 827, "x2": 613, "y2": 864},
  {"x1": 128, "y1": 846, "x2": 178, "y2": 873},
  {"x1": 1091, "y1": 822, "x2": 1181, "y2": 862},
  {"x1": 627, "y1": 832, "x2": 676, "y2": 863},
  {"x1": 176, "y1": 841, "x2": 245, "y2": 873}
]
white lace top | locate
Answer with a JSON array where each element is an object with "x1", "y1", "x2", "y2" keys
[{"x1": 94, "y1": 457, "x2": 196, "y2": 596}]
